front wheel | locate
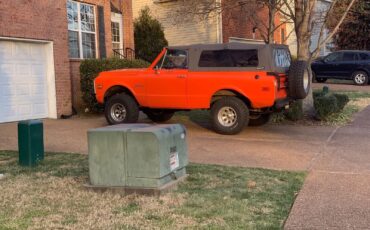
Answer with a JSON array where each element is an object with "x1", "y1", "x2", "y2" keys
[
  {"x1": 144, "y1": 109, "x2": 175, "y2": 122},
  {"x1": 352, "y1": 71, "x2": 368, "y2": 86},
  {"x1": 211, "y1": 97, "x2": 249, "y2": 135},
  {"x1": 104, "y1": 94, "x2": 139, "y2": 125}
]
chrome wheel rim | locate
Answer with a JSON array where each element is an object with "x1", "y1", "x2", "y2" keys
[
  {"x1": 303, "y1": 70, "x2": 310, "y2": 93},
  {"x1": 354, "y1": 73, "x2": 366, "y2": 84},
  {"x1": 110, "y1": 103, "x2": 127, "y2": 122},
  {"x1": 217, "y1": 107, "x2": 237, "y2": 127}
]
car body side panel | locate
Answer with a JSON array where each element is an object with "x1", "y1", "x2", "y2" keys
[
  {"x1": 187, "y1": 71, "x2": 277, "y2": 109},
  {"x1": 95, "y1": 70, "x2": 147, "y2": 105}
]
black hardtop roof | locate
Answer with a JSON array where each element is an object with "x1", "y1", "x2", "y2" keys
[{"x1": 168, "y1": 42, "x2": 289, "y2": 51}]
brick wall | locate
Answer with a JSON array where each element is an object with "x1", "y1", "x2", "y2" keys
[
  {"x1": 222, "y1": 0, "x2": 286, "y2": 44},
  {"x1": 0, "y1": 0, "x2": 72, "y2": 116},
  {"x1": 0, "y1": 0, "x2": 135, "y2": 114}
]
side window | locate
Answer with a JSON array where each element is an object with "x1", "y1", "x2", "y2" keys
[
  {"x1": 325, "y1": 52, "x2": 342, "y2": 62},
  {"x1": 359, "y1": 53, "x2": 370, "y2": 60},
  {"x1": 161, "y1": 49, "x2": 188, "y2": 69},
  {"x1": 198, "y1": 49, "x2": 258, "y2": 67},
  {"x1": 342, "y1": 52, "x2": 357, "y2": 61},
  {"x1": 229, "y1": 50, "x2": 259, "y2": 67},
  {"x1": 198, "y1": 50, "x2": 233, "y2": 67}
]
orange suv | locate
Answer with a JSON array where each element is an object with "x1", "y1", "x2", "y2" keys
[{"x1": 94, "y1": 43, "x2": 310, "y2": 134}]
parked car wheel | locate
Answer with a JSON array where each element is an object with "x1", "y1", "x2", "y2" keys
[
  {"x1": 105, "y1": 94, "x2": 139, "y2": 125},
  {"x1": 313, "y1": 72, "x2": 327, "y2": 83},
  {"x1": 144, "y1": 109, "x2": 175, "y2": 122},
  {"x1": 352, "y1": 71, "x2": 369, "y2": 86},
  {"x1": 211, "y1": 97, "x2": 249, "y2": 135},
  {"x1": 248, "y1": 114, "x2": 271, "y2": 126},
  {"x1": 288, "y1": 61, "x2": 311, "y2": 99}
]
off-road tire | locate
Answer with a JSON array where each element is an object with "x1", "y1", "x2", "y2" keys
[
  {"x1": 105, "y1": 94, "x2": 139, "y2": 125},
  {"x1": 288, "y1": 61, "x2": 311, "y2": 99},
  {"x1": 352, "y1": 71, "x2": 368, "y2": 86},
  {"x1": 211, "y1": 97, "x2": 249, "y2": 135},
  {"x1": 248, "y1": 114, "x2": 271, "y2": 126},
  {"x1": 144, "y1": 109, "x2": 175, "y2": 122}
]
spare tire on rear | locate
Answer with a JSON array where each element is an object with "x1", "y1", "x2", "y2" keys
[{"x1": 288, "y1": 60, "x2": 311, "y2": 99}]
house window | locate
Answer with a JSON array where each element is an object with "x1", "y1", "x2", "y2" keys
[
  {"x1": 111, "y1": 22, "x2": 121, "y2": 50},
  {"x1": 67, "y1": 0, "x2": 97, "y2": 59},
  {"x1": 281, "y1": 28, "x2": 285, "y2": 44}
]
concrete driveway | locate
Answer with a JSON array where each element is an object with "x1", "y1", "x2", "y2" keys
[
  {"x1": 1, "y1": 106, "x2": 370, "y2": 229},
  {"x1": 0, "y1": 114, "x2": 334, "y2": 171}
]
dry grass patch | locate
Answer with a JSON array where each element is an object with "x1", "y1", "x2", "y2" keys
[{"x1": 0, "y1": 151, "x2": 305, "y2": 230}]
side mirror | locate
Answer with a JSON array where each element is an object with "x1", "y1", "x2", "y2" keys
[{"x1": 154, "y1": 66, "x2": 160, "y2": 74}]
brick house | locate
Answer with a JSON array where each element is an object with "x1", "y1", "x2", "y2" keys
[
  {"x1": 133, "y1": 0, "x2": 286, "y2": 46},
  {"x1": 0, "y1": 0, "x2": 134, "y2": 123}
]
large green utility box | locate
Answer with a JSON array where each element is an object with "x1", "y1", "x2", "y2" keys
[
  {"x1": 18, "y1": 120, "x2": 44, "y2": 167},
  {"x1": 88, "y1": 124, "x2": 188, "y2": 190}
]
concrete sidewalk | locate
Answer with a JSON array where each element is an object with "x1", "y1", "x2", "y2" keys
[{"x1": 285, "y1": 106, "x2": 370, "y2": 229}]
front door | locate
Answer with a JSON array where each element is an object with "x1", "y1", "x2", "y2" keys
[
  {"x1": 321, "y1": 52, "x2": 343, "y2": 77},
  {"x1": 146, "y1": 49, "x2": 188, "y2": 108},
  {"x1": 111, "y1": 13, "x2": 123, "y2": 57}
]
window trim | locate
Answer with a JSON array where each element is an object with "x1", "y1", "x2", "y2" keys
[
  {"x1": 68, "y1": 0, "x2": 98, "y2": 59},
  {"x1": 111, "y1": 13, "x2": 124, "y2": 51}
]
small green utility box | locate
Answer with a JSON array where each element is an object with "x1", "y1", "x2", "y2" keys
[
  {"x1": 18, "y1": 120, "x2": 44, "y2": 167},
  {"x1": 88, "y1": 124, "x2": 188, "y2": 191}
]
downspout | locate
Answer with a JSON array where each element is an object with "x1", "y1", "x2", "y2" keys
[{"x1": 216, "y1": 0, "x2": 223, "y2": 43}]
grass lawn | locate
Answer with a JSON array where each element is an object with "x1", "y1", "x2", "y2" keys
[{"x1": 0, "y1": 151, "x2": 305, "y2": 230}]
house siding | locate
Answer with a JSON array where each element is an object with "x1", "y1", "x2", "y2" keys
[
  {"x1": 132, "y1": 0, "x2": 221, "y2": 46},
  {"x1": 0, "y1": 0, "x2": 134, "y2": 114}
]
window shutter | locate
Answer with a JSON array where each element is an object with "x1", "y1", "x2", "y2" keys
[{"x1": 97, "y1": 6, "x2": 107, "y2": 58}]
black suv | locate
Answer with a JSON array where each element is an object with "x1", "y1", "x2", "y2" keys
[{"x1": 311, "y1": 50, "x2": 370, "y2": 85}]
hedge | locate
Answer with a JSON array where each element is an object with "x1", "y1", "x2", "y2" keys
[
  {"x1": 313, "y1": 87, "x2": 349, "y2": 120},
  {"x1": 80, "y1": 58, "x2": 150, "y2": 112}
]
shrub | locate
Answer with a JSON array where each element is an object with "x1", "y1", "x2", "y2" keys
[
  {"x1": 333, "y1": 93, "x2": 350, "y2": 111},
  {"x1": 134, "y1": 7, "x2": 168, "y2": 62},
  {"x1": 80, "y1": 58, "x2": 150, "y2": 112},
  {"x1": 313, "y1": 86, "x2": 350, "y2": 120},
  {"x1": 314, "y1": 94, "x2": 338, "y2": 119},
  {"x1": 285, "y1": 100, "x2": 304, "y2": 121}
]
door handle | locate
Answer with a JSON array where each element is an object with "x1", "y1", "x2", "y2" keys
[{"x1": 177, "y1": 75, "x2": 186, "y2": 78}]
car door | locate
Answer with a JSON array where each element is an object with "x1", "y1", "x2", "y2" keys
[
  {"x1": 321, "y1": 52, "x2": 343, "y2": 77},
  {"x1": 146, "y1": 49, "x2": 188, "y2": 108},
  {"x1": 335, "y1": 52, "x2": 358, "y2": 78}
]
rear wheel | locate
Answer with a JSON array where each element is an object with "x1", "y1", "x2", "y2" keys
[
  {"x1": 288, "y1": 61, "x2": 311, "y2": 99},
  {"x1": 352, "y1": 71, "x2": 368, "y2": 86},
  {"x1": 248, "y1": 114, "x2": 271, "y2": 126},
  {"x1": 144, "y1": 109, "x2": 175, "y2": 122},
  {"x1": 105, "y1": 94, "x2": 139, "y2": 125},
  {"x1": 211, "y1": 97, "x2": 249, "y2": 135}
]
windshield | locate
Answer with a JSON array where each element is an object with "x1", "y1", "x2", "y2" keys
[{"x1": 274, "y1": 48, "x2": 291, "y2": 68}]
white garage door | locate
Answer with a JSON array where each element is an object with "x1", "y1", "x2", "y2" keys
[{"x1": 0, "y1": 40, "x2": 56, "y2": 123}]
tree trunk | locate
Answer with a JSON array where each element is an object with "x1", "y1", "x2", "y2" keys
[{"x1": 296, "y1": 31, "x2": 315, "y2": 116}]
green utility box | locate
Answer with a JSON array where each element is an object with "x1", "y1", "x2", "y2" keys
[
  {"x1": 88, "y1": 124, "x2": 188, "y2": 189},
  {"x1": 18, "y1": 120, "x2": 44, "y2": 167}
]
